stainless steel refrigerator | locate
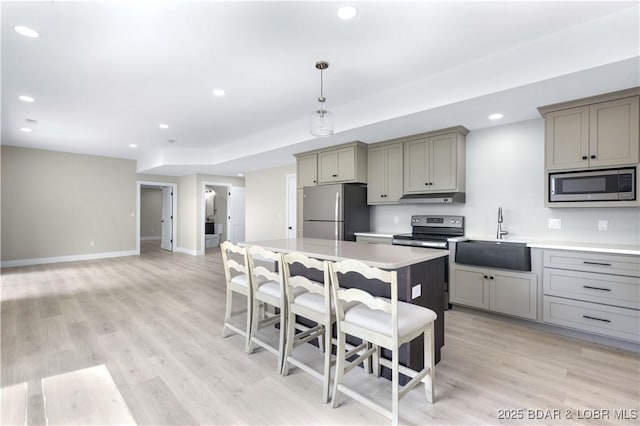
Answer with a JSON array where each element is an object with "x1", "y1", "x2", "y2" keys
[{"x1": 303, "y1": 183, "x2": 370, "y2": 241}]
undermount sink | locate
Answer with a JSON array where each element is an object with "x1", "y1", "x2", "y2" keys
[{"x1": 455, "y1": 240, "x2": 531, "y2": 271}]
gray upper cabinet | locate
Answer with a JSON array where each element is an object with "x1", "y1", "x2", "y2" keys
[
  {"x1": 296, "y1": 153, "x2": 318, "y2": 188},
  {"x1": 403, "y1": 128, "x2": 466, "y2": 194},
  {"x1": 540, "y1": 89, "x2": 639, "y2": 171},
  {"x1": 295, "y1": 142, "x2": 367, "y2": 186},
  {"x1": 319, "y1": 146, "x2": 356, "y2": 183},
  {"x1": 590, "y1": 97, "x2": 639, "y2": 168},
  {"x1": 367, "y1": 142, "x2": 403, "y2": 204},
  {"x1": 544, "y1": 106, "x2": 590, "y2": 171}
]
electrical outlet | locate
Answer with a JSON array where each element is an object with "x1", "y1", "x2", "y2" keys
[
  {"x1": 598, "y1": 219, "x2": 609, "y2": 231},
  {"x1": 393, "y1": 216, "x2": 399, "y2": 224},
  {"x1": 548, "y1": 218, "x2": 562, "y2": 229},
  {"x1": 412, "y1": 284, "x2": 421, "y2": 299}
]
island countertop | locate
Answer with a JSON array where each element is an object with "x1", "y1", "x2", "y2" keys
[{"x1": 239, "y1": 238, "x2": 448, "y2": 269}]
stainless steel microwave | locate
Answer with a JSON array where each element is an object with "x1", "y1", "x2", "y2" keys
[{"x1": 549, "y1": 168, "x2": 635, "y2": 202}]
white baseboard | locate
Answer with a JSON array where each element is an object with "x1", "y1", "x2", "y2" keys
[
  {"x1": 140, "y1": 236, "x2": 162, "y2": 241},
  {"x1": 175, "y1": 246, "x2": 199, "y2": 256},
  {"x1": 1, "y1": 250, "x2": 139, "y2": 268}
]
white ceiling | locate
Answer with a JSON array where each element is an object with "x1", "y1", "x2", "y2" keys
[{"x1": 2, "y1": 1, "x2": 639, "y2": 177}]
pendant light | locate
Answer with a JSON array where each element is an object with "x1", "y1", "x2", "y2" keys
[{"x1": 310, "y1": 60, "x2": 334, "y2": 137}]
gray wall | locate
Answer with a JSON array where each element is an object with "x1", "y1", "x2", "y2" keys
[
  {"x1": 140, "y1": 187, "x2": 162, "y2": 238},
  {"x1": 245, "y1": 164, "x2": 296, "y2": 241},
  {"x1": 371, "y1": 119, "x2": 640, "y2": 246},
  {"x1": 1, "y1": 145, "x2": 137, "y2": 261}
]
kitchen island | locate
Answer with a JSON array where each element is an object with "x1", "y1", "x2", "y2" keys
[{"x1": 239, "y1": 238, "x2": 449, "y2": 379}]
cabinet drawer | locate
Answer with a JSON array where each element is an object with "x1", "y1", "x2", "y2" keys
[
  {"x1": 543, "y1": 250, "x2": 640, "y2": 277},
  {"x1": 543, "y1": 296, "x2": 640, "y2": 343},
  {"x1": 544, "y1": 268, "x2": 640, "y2": 309}
]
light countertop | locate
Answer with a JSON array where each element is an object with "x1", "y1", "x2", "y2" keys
[
  {"x1": 448, "y1": 236, "x2": 640, "y2": 256},
  {"x1": 239, "y1": 238, "x2": 448, "y2": 269}
]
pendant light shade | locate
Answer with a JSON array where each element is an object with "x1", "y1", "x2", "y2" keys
[
  {"x1": 310, "y1": 109, "x2": 334, "y2": 137},
  {"x1": 310, "y1": 61, "x2": 334, "y2": 137}
]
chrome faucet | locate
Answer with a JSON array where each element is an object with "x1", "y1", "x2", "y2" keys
[{"x1": 497, "y1": 207, "x2": 508, "y2": 239}]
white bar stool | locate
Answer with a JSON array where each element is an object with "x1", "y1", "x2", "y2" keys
[{"x1": 329, "y1": 258, "x2": 437, "y2": 426}]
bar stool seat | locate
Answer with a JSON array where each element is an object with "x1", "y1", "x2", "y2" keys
[
  {"x1": 344, "y1": 300, "x2": 437, "y2": 338},
  {"x1": 231, "y1": 274, "x2": 266, "y2": 288}
]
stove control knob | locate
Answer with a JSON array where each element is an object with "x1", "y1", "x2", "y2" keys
[
  {"x1": 450, "y1": 219, "x2": 455, "y2": 223},
  {"x1": 455, "y1": 220, "x2": 461, "y2": 224}
]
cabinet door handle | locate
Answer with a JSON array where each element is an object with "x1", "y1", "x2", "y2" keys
[
  {"x1": 583, "y1": 285, "x2": 611, "y2": 292},
  {"x1": 483, "y1": 275, "x2": 488, "y2": 279},
  {"x1": 313, "y1": 180, "x2": 316, "y2": 183},
  {"x1": 332, "y1": 174, "x2": 338, "y2": 177},
  {"x1": 425, "y1": 182, "x2": 429, "y2": 186},
  {"x1": 583, "y1": 261, "x2": 612, "y2": 266},
  {"x1": 489, "y1": 276, "x2": 494, "y2": 280},
  {"x1": 590, "y1": 155, "x2": 596, "y2": 159},
  {"x1": 582, "y1": 156, "x2": 588, "y2": 160},
  {"x1": 582, "y1": 315, "x2": 611, "y2": 323}
]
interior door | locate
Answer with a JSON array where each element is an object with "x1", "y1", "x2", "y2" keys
[
  {"x1": 228, "y1": 187, "x2": 246, "y2": 243},
  {"x1": 161, "y1": 186, "x2": 173, "y2": 251}
]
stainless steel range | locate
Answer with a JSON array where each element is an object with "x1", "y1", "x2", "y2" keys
[
  {"x1": 392, "y1": 215, "x2": 464, "y2": 249},
  {"x1": 392, "y1": 215, "x2": 465, "y2": 310}
]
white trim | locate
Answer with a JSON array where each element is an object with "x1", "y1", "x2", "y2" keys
[
  {"x1": 137, "y1": 180, "x2": 178, "y2": 255},
  {"x1": 175, "y1": 246, "x2": 199, "y2": 256},
  {"x1": 1, "y1": 250, "x2": 138, "y2": 268},
  {"x1": 140, "y1": 236, "x2": 162, "y2": 241}
]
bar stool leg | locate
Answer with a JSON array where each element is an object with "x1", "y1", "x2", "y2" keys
[{"x1": 424, "y1": 322, "x2": 435, "y2": 403}]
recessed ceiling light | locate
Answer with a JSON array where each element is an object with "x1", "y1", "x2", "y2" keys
[
  {"x1": 237, "y1": 173, "x2": 244, "y2": 177},
  {"x1": 212, "y1": 88, "x2": 226, "y2": 97},
  {"x1": 337, "y1": 6, "x2": 357, "y2": 20},
  {"x1": 489, "y1": 113, "x2": 504, "y2": 120},
  {"x1": 19, "y1": 95, "x2": 35, "y2": 102},
  {"x1": 158, "y1": 124, "x2": 169, "y2": 129},
  {"x1": 14, "y1": 26, "x2": 39, "y2": 38},
  {"x1": 20, "y1": 127, "x2": 32, "y2": 133},
  {"x1": 129, "y1": 144, "x2": 138, "y2": 148}
]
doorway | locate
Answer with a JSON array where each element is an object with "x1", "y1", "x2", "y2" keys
[
  {"x1": 201, "y1": 182, "x2": 245, "y2": 255},
  {"x1": 137, "y1": 181, "x2": 177, "y2": 254}
]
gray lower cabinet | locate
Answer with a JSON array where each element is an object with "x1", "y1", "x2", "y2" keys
[
  {"x1": 543, "y1": 296, "x2": 639, "y2": 343},
  {"x1": 451, "y1": 265, "x2": 537, "y2": 320},
  {"x1": 542, "y1": 249, "x2": 640, "y2": 343}
]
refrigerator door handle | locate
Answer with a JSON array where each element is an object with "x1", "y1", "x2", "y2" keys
[{"x1": 334, "y1": 191, "x2": 340, "y2": 240}]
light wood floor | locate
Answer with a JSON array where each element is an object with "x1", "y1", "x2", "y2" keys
[{"x1": 2, "y1": 241, "x2": 639, "y2": 425}]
